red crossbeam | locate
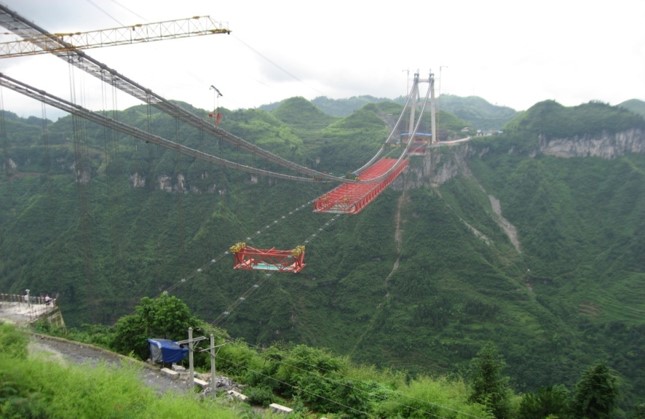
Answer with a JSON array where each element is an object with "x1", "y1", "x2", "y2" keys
[
  {"x1": 313, "y1": 158, "x2": 408, "y2": 214},
  {"x1": 230, "y1": 243, "x2": 306, "y2": 273}
]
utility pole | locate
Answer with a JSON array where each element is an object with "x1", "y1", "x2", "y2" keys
[
  {"x1": 208, "y1": 335, "x2": 228, "y2": 396},
  {"x1": 188, "y1": 327, "x2": 194, "y2": 389},
  {"x1": 176, "y1": 327, "x2": 207, "y2": 389},
  {"x1": 210, "y1": 334, "x2": 215, "y2": 394}
]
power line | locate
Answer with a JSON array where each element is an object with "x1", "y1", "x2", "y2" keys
[
  {"x1": 218, "y1": 341, "x2": 485, "y2": 418},
  {"x1": 0, "y1": 4, "x2": 346, "y2": 183},
  {"x1": 211, "y1": 210, "x2": 341, "y2": 327},
  {"x1": 0, "y1": 4, "x2": 420, "y2": 186},
  {"x1": 83, "y1": 0, "x2": 125, "y2": 26},
  {"x1": 107, "y1": 0, "x2": 147, "y2": 22},
  {"x1": 0, "y1": 73, "x2": 323, "y2": 183},
  {"x1": 158, "y1": 195, "x2": 340, "y2": 330},
  {"x1": 223, "y1": 356, "x2": 374, "y2": 417},
  {"x1": 233, "y1": 34, "x2": 327, "y2": 98}
]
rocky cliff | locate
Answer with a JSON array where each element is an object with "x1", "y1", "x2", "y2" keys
[
  {"x1": 539, "y1": 128, "x2": 645, "y2": 158},
  {"x1": 404, "y1": 129, "x2": 645, "y2": 189}
]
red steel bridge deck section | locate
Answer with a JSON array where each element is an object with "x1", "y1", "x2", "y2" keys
[{"x1": 313, "y1": 158, "x2": 408, "y2": 215}]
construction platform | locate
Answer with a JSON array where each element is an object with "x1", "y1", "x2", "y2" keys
[
  {"x1": 0, "y1": 293, "x2": 65, "y2": 327},
  {"x1": 313, "y1": 158, "x2": 408, "y2": 215},
  {"x1": 230, "y1": 243, "x2": 306, "y2": 273}
]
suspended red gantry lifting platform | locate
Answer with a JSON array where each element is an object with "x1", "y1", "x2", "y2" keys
[
  {"x1": 230, "y1": 242, "x2": 306, "y2": 273},
  {"x1": 313, "y1": 157, "x2": 408, "y2": 215}
]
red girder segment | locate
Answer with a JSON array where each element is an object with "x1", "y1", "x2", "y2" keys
[
  {"x1": 313, "y1": 158, "x2": 408, "y2": 214},
  {"x1": 230, "y1": 243, "x2": 306, "y2": 273}
]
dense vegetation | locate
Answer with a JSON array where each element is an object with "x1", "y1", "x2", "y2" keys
[
  {"x1": 0, "y1": 323, "x2": 243, "y2": 418},
  {"x1": 505, "y1": 100, "x2": 645, "y2": 138},
  {"x1": 435, "y1": 94, "x2": 516, "y2": 130},
  {"x1": 1, "y1": 96, "x2": 644, "y2": 415},
  {"x1": 19, "y1": 295, "x2": 626, "y2": 418}
]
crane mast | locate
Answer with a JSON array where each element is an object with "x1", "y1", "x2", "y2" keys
[{"x1": 0, "y1": 15, "x2": 230, "y2": 58}]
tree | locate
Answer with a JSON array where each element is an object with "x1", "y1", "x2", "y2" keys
[
  {"x1": 468, "y1": 342, "x2": 512, "y2": 418},
  {"x1": 572, "y1": 363, "x2": 619, "y2": 419},
  {"x1": 111, "y1": 293, "x2": 202, "y2": 359},
  {"x1": 519, "y1": 385, "x2": 571, "y2": 419}
]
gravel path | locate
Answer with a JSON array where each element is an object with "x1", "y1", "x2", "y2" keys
[{"x1": 28, "y1": 334, "x2": 190, "y2": 395}]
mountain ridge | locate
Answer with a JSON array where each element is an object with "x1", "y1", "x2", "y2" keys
[{"x1": 0, "y1": 97, "x2": 643, "y2": 409}]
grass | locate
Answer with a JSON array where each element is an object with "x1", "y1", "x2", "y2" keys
[{"x1": 0, "y1": 324, "x2": 243, "y2": 418}]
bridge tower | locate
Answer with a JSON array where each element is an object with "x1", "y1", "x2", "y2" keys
[{"x1": 406, "y1": 71, "x2": 437, "y2": 145}]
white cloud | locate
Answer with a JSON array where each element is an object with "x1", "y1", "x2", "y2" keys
[{"x1": 1, "y1": 0, "x2": 644, "y2": 119}]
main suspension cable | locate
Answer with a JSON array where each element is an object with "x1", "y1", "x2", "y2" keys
[{"x1": 0, "y1": 73, "x2": 325, "y2": 183}]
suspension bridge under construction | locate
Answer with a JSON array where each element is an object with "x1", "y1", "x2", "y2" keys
[{"x1": 0, "y1": 3, "x2": 441, "y2": 273}]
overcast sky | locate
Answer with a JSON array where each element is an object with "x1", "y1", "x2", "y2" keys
[{"x1": 1, "y1": 0, "x2": 644, "y2": 119}]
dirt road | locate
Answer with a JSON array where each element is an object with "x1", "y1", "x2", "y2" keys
[{"x1": 28, "y1": 334, "x2": 190, "y2": 395}]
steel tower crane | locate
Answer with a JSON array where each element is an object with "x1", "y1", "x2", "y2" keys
[
  {"x1": 0, "y1": 3, "x2": 409, "y2": 187},
  {"x1": 0, "y1": 3, "x2": 353, "y2": 183},
  {"x1": 0, "y1": 14, "x2": 230, "y2": 59}
]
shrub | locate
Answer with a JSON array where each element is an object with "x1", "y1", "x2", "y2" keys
[
  {"x1": 0, "y1": 323, "x2": 28, "y2": 359},
  {"x1": 245, "y1": 386, "x2": 276, "y2": 407},
  {"x1": 519, "y1": 385, "x2": 571, "y2": 419}
]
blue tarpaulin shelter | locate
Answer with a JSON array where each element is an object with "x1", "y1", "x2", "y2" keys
[{"x1": 147, "y1": 338, "x2": 188, "y2": 364}]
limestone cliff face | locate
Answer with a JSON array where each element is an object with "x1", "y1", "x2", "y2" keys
[
  {"x1": 403, "y1": 128, "x2": 645, "y2": 188},
  {"x1": 129, "y1": 172, "x2": 146, "y2": 188},
  {"x1": 539, "y1": 129, "x2": 645, "y2": 158},
  {"x1": 129, "y1": 171, "x2": 228, "y2": 195},
  {"x1": 402, "y1": 144, "x2": 473, "y2": 189},
  {"x1": 395, "y1": 129, "x2": 645, "y2": 253}
]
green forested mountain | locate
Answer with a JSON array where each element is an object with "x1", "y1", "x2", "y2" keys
[
  {"x1": 436, "y1": 94, "x2": 517, "y2": 130},
  {"x1": 264, "y1": 94, "x2": 517, "y2": 131},
  {"x1": 1, "y1": 98, "x2": 643, "y2": 411},
  {"x1": 619, "y1": 99, "x2": 645, "y2": 117}
]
